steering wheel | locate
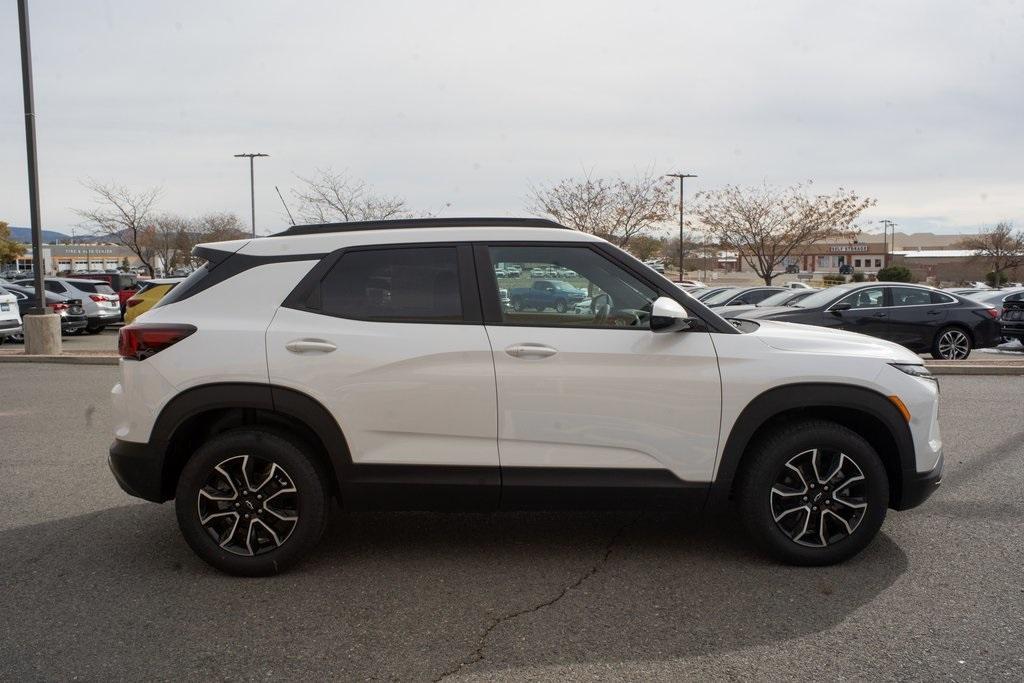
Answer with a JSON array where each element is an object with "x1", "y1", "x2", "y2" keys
[{"x1": 591, "y1": 293, "x2": 613, "y2": 324}]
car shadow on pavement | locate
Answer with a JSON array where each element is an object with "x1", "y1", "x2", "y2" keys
[{"x1": 0, "y1": 504, "x2": 907, "y2": 680}]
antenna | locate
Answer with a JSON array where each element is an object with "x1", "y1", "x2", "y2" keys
[{"x1": 275, "y1": 185, "x2": 296, "y2": 226}]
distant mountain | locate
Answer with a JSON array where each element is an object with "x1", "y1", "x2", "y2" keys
[{"x1": 7, "y1": 226, "x2": 73, "y2": 243}]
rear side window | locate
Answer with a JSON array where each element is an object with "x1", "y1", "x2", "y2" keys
[
  {"x1": 890, "y1": 287, "x2": 932, "y2": 306},
  {"x1": 72, "y1": 282, "x2": 116, "y2": 294},
  {"x1": 318, "y1": 247, "x2": 463, "y2": 322},
  {"x1": 930, "y1": 291, "x2": 957, "y2": 304},
  {"x1": 153, "y1": 262, "x2": 213, "y2": 309}
]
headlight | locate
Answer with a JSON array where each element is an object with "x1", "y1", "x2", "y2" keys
[{"x1": 890, "y1": 363, "x2": 937, "y2": 383}]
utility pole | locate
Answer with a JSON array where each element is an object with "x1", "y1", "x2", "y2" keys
[
  {"x1": 665, "y1": 173, "x2": 697, "y2": 282},
  {"x1": 879, "y1": 219, "x2": 896, "y2": 266},
  {"x1": 234, "y1": 153, "x2": 269, "y2": 237}
]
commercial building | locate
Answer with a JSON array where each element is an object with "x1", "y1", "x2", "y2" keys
[
  {"x1": 730, "y1": 232, "x2": 985, "y2": 280},
  {"x1": 6, "y1": 243, "x2": 142, "y2": 274}
]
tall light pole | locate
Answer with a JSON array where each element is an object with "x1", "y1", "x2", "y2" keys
[
  {"x1": 18, "y1": 0, "x2": 45, "y2": 309},
  {"x1": 665, "y1": 173, "x2": 697, "y2": 282},
  {"x1": 234, "y1": 153, "x2": 269, "y2": 237},
  {"x1": 879, "y1": 219, "x2": 896, "y2": 266}
]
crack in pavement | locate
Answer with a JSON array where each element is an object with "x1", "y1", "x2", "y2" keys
[{"x1": 433, "y1": 513, "x2": 643, "y2": 682}]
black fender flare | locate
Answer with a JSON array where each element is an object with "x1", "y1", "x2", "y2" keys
[
  {"x1": 150, "y1": 382, "x2": 353, "y2": 496},
  {"x1": 707, "y1": 383, "x2": 915, "y2": 509}
]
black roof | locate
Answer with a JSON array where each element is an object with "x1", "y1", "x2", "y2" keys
[{"x1": 274, "y1": 217, "x2": 569, "y2": 237}]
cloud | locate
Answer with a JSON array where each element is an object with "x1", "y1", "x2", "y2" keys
[{"x1": 1, "y1": 0, "x2": 1022, "y2": 233}]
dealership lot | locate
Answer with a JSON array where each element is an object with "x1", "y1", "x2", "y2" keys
[{"x1": 1, "y1": 364, "x2": 1022, "y2": 680}]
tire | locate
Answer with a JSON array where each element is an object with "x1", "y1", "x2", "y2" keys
[
  {"x1": 931, "y1": 326, "x2": 972, "y2": 360},
  {"x1": 736, "y1": 419, "x2": 889, "y2": 566},
  {"x1": 175, "y1": 428, "x2": 329, "y2": 576},
  {"x1": 512, "y1": 297, "x2": 525, "y2": 312},
  {"x1": 554, "y1": 299, "x2": 568, "y2": 314}
]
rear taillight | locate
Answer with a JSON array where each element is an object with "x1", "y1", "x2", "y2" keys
[
  {"x1": 984, "y1": 307, "x2": 1000, "y2": 319},
  {"x1": 89, "y1": 294, "x2": 106, "y2": 302},
  {"x1": 49, "y1": 303, "x2": 68, "y2": 312},
  {"x1": 126, "y1": 299, "x2": 143, "y2": 308},
  {"x1": 118, "y1": 323, "x2": 196, "y2": 361}
]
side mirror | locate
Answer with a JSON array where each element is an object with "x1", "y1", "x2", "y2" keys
[
  {"x1": 650, "y1": 296, "x2": 694, "y2": 333},
  {"x1": 831, "y1": 302, "x2": 852, "y2": 314}
]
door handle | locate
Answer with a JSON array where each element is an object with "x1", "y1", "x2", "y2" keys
[
  {"x1": 505, "y1": 343, "x2": 558, "y2": 359},
  {"x1": 872, "y1": 312, "x2": 888, "y2": 318},
  {"x1": 285, "y1": 339, "x2": 337, "y2": 354},
  {"x1": 927, "y1": 310, "x2": 942, "y2": 315}
]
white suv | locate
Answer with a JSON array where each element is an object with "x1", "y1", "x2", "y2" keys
[{"x1": 109, "y1": 218, "x2": 943, "y2": 575}]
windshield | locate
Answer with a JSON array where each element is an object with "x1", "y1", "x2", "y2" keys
[
  {"x1": 967, "y1": 288, "x2": 1024, "y2": 306},
  {"x1": 702, "y1": 288, "x2": 742, "y2": 305},
  {"x1": 791, "y1": 285, "x2": 858, "y2": 308},
  {"x1": 757, "y1": 290, "x2": 801, "y2": 307}
]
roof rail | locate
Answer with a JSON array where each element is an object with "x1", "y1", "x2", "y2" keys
[{"x1": 274, "y1": 217, "x2": 570, "y2": 237}]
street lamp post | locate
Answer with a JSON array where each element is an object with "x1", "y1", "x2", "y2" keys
[
  {"x1": 234, "y1": 153, "x2": 269, "y2": 237},
  {"x1": 665, "y1": 173, "x2": 697, "y2": 282},
  {"x1": 879, "y1": 219, "x2": 896, "y2": 266}
]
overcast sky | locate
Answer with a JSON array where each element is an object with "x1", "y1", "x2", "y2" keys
[{"x1": 2, "y1": 0, "x2": 1022, "y2": 237}]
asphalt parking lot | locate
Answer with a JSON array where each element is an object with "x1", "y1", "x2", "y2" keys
[{"x1": 1, "y1": 365, "x2": 1022, "y2": 680}]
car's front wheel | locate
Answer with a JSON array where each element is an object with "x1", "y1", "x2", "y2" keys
[
  {"x1": 175, "y1": 428, "x2": 329, "y2": 576},
  {"x1": 736, "y1": 420, "x2": 888, "y2": 566},
  {"x1": 932, "y1": 326, "x2": 972, "y2": 360}
]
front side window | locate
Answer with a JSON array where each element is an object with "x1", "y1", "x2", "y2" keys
[
  {"x1": 837, "y1": 287, "x2": 885, "y2": 309},
  {"x1": 485, "y1": 245, "x2": 658, "y2": 328},
  {"x1": 319, "y1": 247, "x2": 462, "y2": 322}
]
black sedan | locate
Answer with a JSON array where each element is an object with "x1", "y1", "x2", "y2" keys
[
  {"x1": 0, "y1": 284, "x2": 89, "y2": 338},
  {"x1": 738, "y1": 282, "x2": 1002, "y2": 360}
]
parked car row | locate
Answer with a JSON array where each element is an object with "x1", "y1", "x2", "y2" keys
[
  {"x1": 701, "y1": 283, "x2": 1004, "y2": 360},
  {"x1": 0, "y1": 283, "x2": 89, "y2": 341},
  {"x1": 0, "y1": 276, "x2": 184, "y2": 343},
  {"x1": 14, "y1": 277, "x2": 120, "y2": 334}
]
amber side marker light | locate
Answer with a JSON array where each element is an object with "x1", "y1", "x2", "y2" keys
[{"x1": 888, "y1": 395, "x2": 912, "y2": 423}]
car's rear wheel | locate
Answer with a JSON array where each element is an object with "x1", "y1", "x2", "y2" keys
[
  {"x1": 554, "y1": 299, "x2": 568, "y2": 313},
  {"x1": 736, "y1": 420, "x2": 888, "y2": 566},
  {"x1": 931, "y1": 326, "x2": 972, "y2": 360},
  {"x1": 175, "y1": 428, "x2": 329, "y2": 576}
]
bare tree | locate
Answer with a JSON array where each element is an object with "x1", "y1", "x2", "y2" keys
[
  {"x1": 528, "y1": 171, "x2": 675, "y2": 248},
  {"x1": 694, "y1": 182, "x2": 876, "y2": 284},
  {"x1": 75, "y1": 180, "x2": 161, "y2": 276},
  {"x1": 291, "y1": 168, "x2": 409, "y2": 224},
  {"x1": 150, "y1": 214, "x2": 191, "y2": 275},
  {"x1": 958, "y1": 221, "x2": 1024, "y2": 286},
  {"x1": 177, "y1": 213, "x2": 249, "y2": 268}
]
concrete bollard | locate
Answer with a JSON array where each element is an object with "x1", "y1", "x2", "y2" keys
[{"x1": 23, "y1": 313, "x2": 62, "y2": 355}]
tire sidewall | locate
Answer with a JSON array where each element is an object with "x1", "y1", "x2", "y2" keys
[
  {"x1": 932, "y1": 326, "x2": 972, "y2": 360},
  {"x1": 739, "y1": 422, "x2": 889, "y2": 566},
  {"x1": 174, "y1": 429, "x2": 327, "y2": 576}
]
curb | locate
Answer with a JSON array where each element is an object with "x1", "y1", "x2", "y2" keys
[{"x1": 0, "y1": 354, "x2": 118, "y2": 366}]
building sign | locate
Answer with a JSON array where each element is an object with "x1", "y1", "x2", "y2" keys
[{"x1": 828, "y1": 244, "x2": 870, "y2": 253}]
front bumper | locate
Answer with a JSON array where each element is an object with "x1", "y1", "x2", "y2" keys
[
  {"x1": 895, "y1": 452, "x2": 943, "y2": 510},
  {"x1": 109, "y1": 438, "x2": 168, "y2": 502}
]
